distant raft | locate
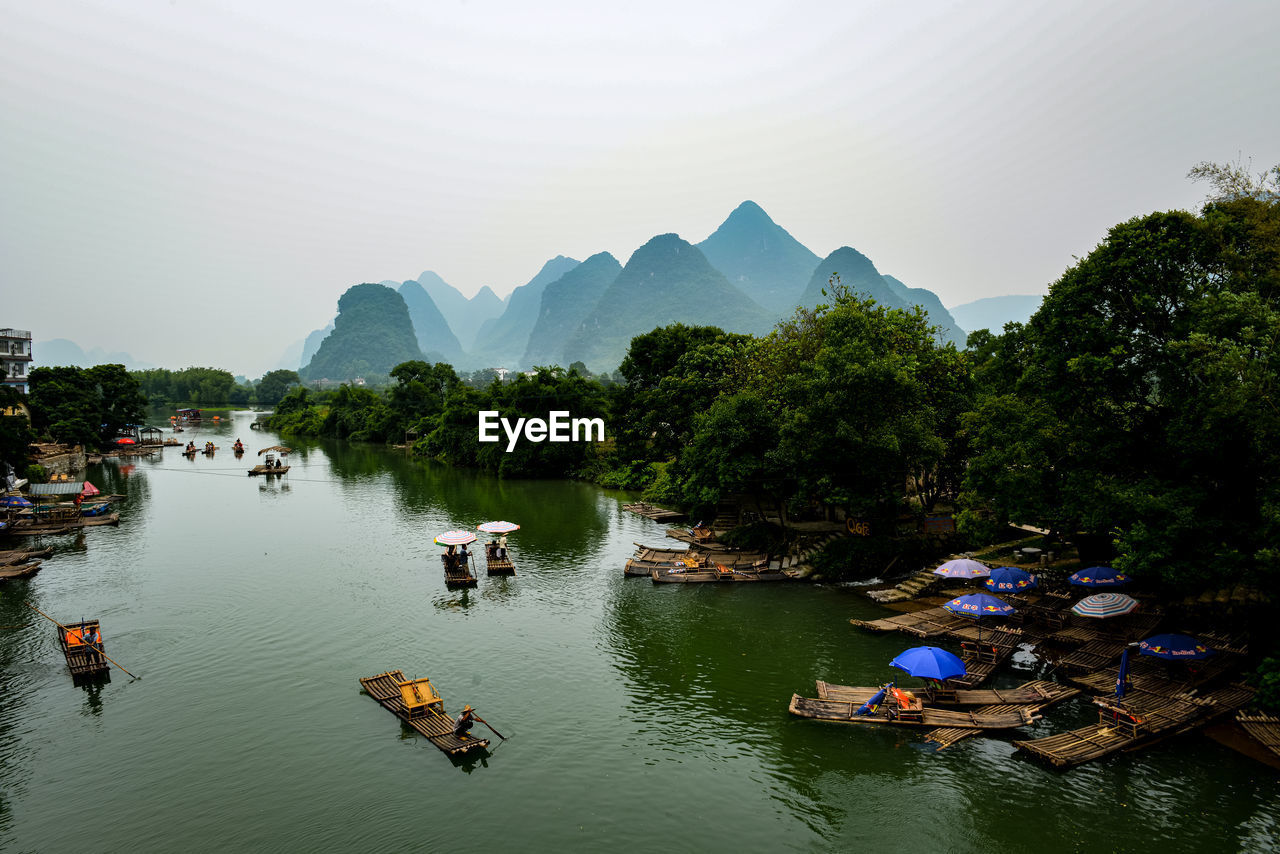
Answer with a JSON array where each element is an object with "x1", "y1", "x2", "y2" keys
[{"x1": 359, "y1": 670, "x2": 489, "y2": 756}]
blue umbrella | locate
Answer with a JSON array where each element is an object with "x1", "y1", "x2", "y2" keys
[
  {"x1": 943, "y1": 592, "x2": 1015, "y2": 644},
  {"x1": 932, "y1": 558, "x2": 990, "y2": 579},
  {"x1": 1138, "y1": 633, "x2": 1213, "y2": 660},
  {"x1": 854, "y1": 683, "x2": 891, "y2": 716},
  {"x1": 1116, "y1": 648, "x2": 1131, "y2": 699},
  {"x1": 1069, "y1": 566, "x2": 1129, "y2": 587},
  {"x1": 890, "y1": 646, "x2": 967, "y2": 681},
  {"x1": 985, "y1": 566, "x2": 1036, "y2": 592},
  {"x1": 1, "y1": 496, "x2": 33, "y2": 508}
]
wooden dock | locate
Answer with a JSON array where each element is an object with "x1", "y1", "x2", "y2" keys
[
  {"x1": 789, "y1": 693, "x2": 1038, "y2": 729},
  {"x1": 483, "y1": 543, "x2": 515, "y2": 576},
  {"x1": 359, "y1": 670, "x2": 489, "y2": 756},
  {"x1": 57, "y1": 619, "x2": 110, "y2": 680},
  {"x1": 621, "y1": 502, "x2": 687, "y2": 523},
  {"x1": 1013, "y1": 682, "x2": 1254, "y2": 769}
]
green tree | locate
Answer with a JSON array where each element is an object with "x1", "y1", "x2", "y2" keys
[
  {"x1": 256, "y1": 370, "x2": 301, "y2": 406},
  {"x1": 964, "y1": 195, "x2": 1280, "y2": 588},
  {"x1": 0, "y1": 386, "x2": 34, "y2": 472}
]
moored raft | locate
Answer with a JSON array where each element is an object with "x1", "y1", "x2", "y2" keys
[
  {"x1": 650, "y1": 562, "x2": 792, "y2": 583},
  {"x1": 0, "y1": 560, "x2": 43, "y2": 580},
  {"x1": 621, "y1": 502, "x2": 687, "y2": 522},
  {"x1": 815, "y1": 678, "x2": 1080, "y2": 708},
  {"x1": 359, "y1": 670, "x2": 489, "y2": 755},
  {"x1": 58, "y1": 619, "x2": 111, "y2": 680},
  {"x1": 788, "y1": 692, "x2": 1038, "y2": 729},
  {"x1": 1013, "y1": 682, "x2": 1254, "y2": 769},
  {"x1": 625, "y1": 545, "x2": 767, "y2": 577}
]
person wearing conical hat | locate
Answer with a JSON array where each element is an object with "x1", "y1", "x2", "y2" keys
[{"x1": 453, "y1": 704, "x2": 476, "y2": 738}]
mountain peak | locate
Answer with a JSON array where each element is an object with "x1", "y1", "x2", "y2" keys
[{"x1": 697, "y1": 203, "x2": 819, "y2": 313}]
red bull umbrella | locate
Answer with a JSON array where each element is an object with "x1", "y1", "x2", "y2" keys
[{"x1": 932, "y1": 558, "x2": 990, "y2": 579}]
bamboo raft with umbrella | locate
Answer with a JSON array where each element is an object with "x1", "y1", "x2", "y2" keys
[
  {"x1": 477, "y1": 521, "x2": 519, "y2": 576},
  {"x1": 436, "y1": 530, "x2": 478, "y2": 587},
  {"x1": 621, "y1": 502, "x2": 686, "y2": 522},
  {"x1": 248, "y1": 446, "x2": 291, "y2": 476},
  {"x1": 359, "y1": 670, "x2": 489, "y2": 756}
]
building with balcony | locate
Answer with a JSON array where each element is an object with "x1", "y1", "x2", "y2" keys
[{"x1": 1, "y1": 329, "x2": 33, "y2": 394}]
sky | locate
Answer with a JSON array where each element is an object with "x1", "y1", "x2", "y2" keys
[{"x1": 3, "y1": 0, "x2": 1278, "y2": 378}]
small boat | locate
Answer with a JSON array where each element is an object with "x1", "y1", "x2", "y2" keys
[
  {"x1": 163, "y1": 438, "x2": 182, "y2": 446},
  {"x1": 80, "y1": 501, "x2": 112, "y2": 517},
  {"x1": 232, "y1": 441, "x2": 245, "y2": 455},
  {"x1": 57, "y1": 619, "x2": 111, "y2": 680},
  {"x1": 248, "y1": 446, "x2": 290, "y2": 476},
  {"x1": 359, "y1": 671, "x2": 489, "y2": 755}
]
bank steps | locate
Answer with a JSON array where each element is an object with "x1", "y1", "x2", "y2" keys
[{"x1": 772, "y1": 531, "x2": 847, "y2": 577}]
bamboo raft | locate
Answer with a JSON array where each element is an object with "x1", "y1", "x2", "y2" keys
[
  {"x1": 4, "y1": 514, "x2": 119, "y2": 535},
  {"x1": 0, "y1": 560, "x2": 43, "y2": 580},
  {"x1": 442, "y1": 554, "x2": 478, "y2": 588},
  {"x1": 625, "y1": 546, "x2": 767, "y2": 576},
  {"x1": 0, "y1": 548, "x2": 52, "y2": 565},
  {"x1": 621, "y1": 502, "x2": 687, "y2": 522},
  {"x1": 1236, "y1": 713, "x2": 1280, "y2": 762},
  {"x1": 664, "y1": 526, "x2": 718, "y2": 545},
  {"x1": 948, "y1": 639, "x2": 1018, "y2": 688},
  {"x1": 650, "y1": 563, "x2": 790, "y2": 584},
  {"x1": 57, "y1": 619, "x2": 111, "y2": 680},
  {"x1": 816, "y1": 678, "x2": 1080, "y2": 708},
  {"x1": 1013, "y1": 682, "x2": 1255, "y2": 769},
  {"x1": 788, "y1": 693, "x2": 1038, "y2": 729},
  {"x1": 359, "y1": 670, "x2": 489, "y2": 756},
  {"x1": 850, "y1": 607, "x2": 969, "y2": 638},
  {"x1": 483, "y1": 542, "x2": 515, "y2": 576},
  {"x1": 247, "y1": 464, "x2": 289, "y2": 475}
]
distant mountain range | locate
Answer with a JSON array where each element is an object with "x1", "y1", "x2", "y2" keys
[
  {"x1": 947, "y1": 294, "x2": 1043, "y2": 333},
  {"x1": 294, "y1": 201, "x2": 1021, "y2": 380},
  {"x1": 33, "y1": 339, "x2": 155, "y2": 371}
]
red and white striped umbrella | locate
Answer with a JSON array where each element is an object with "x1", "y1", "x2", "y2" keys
[
  {"x1": 1071, "y1": 592, "x2": 1139, "y2": 618},
  {"x1": 434, "y1": 530, "x2": 477, "y2": 546},
  {"x1": 477, "y1": 521, "x2": 520, "y2": 534}
]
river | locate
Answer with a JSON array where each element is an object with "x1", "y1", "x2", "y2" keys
[{"x1": 0, "y1": 415, "x2": 1276, "y2": 852}]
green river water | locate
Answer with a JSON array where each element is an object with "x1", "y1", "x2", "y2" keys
[{"x1": 0, "y1": 415, "x2": 1276, "y2": 853}]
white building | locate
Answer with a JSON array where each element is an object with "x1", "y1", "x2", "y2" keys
[{"x1": 0, "y1": 329, "x2": 32, "y2": 394}]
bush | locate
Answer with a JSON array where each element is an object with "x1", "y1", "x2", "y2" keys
[
  {"x1": 24, "y1": 464, "x2": 47, "y2": 484},
  {"x1": 1253, "y1": 657, "x2": 1280, "y2": 713},
  {"x1": 810, "y1": 533, "x2": 967, "y2": 581}
]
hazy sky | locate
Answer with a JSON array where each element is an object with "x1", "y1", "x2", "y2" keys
[{"x1": 3, "y1": 0, "x2": 1277, "y2": 377}]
